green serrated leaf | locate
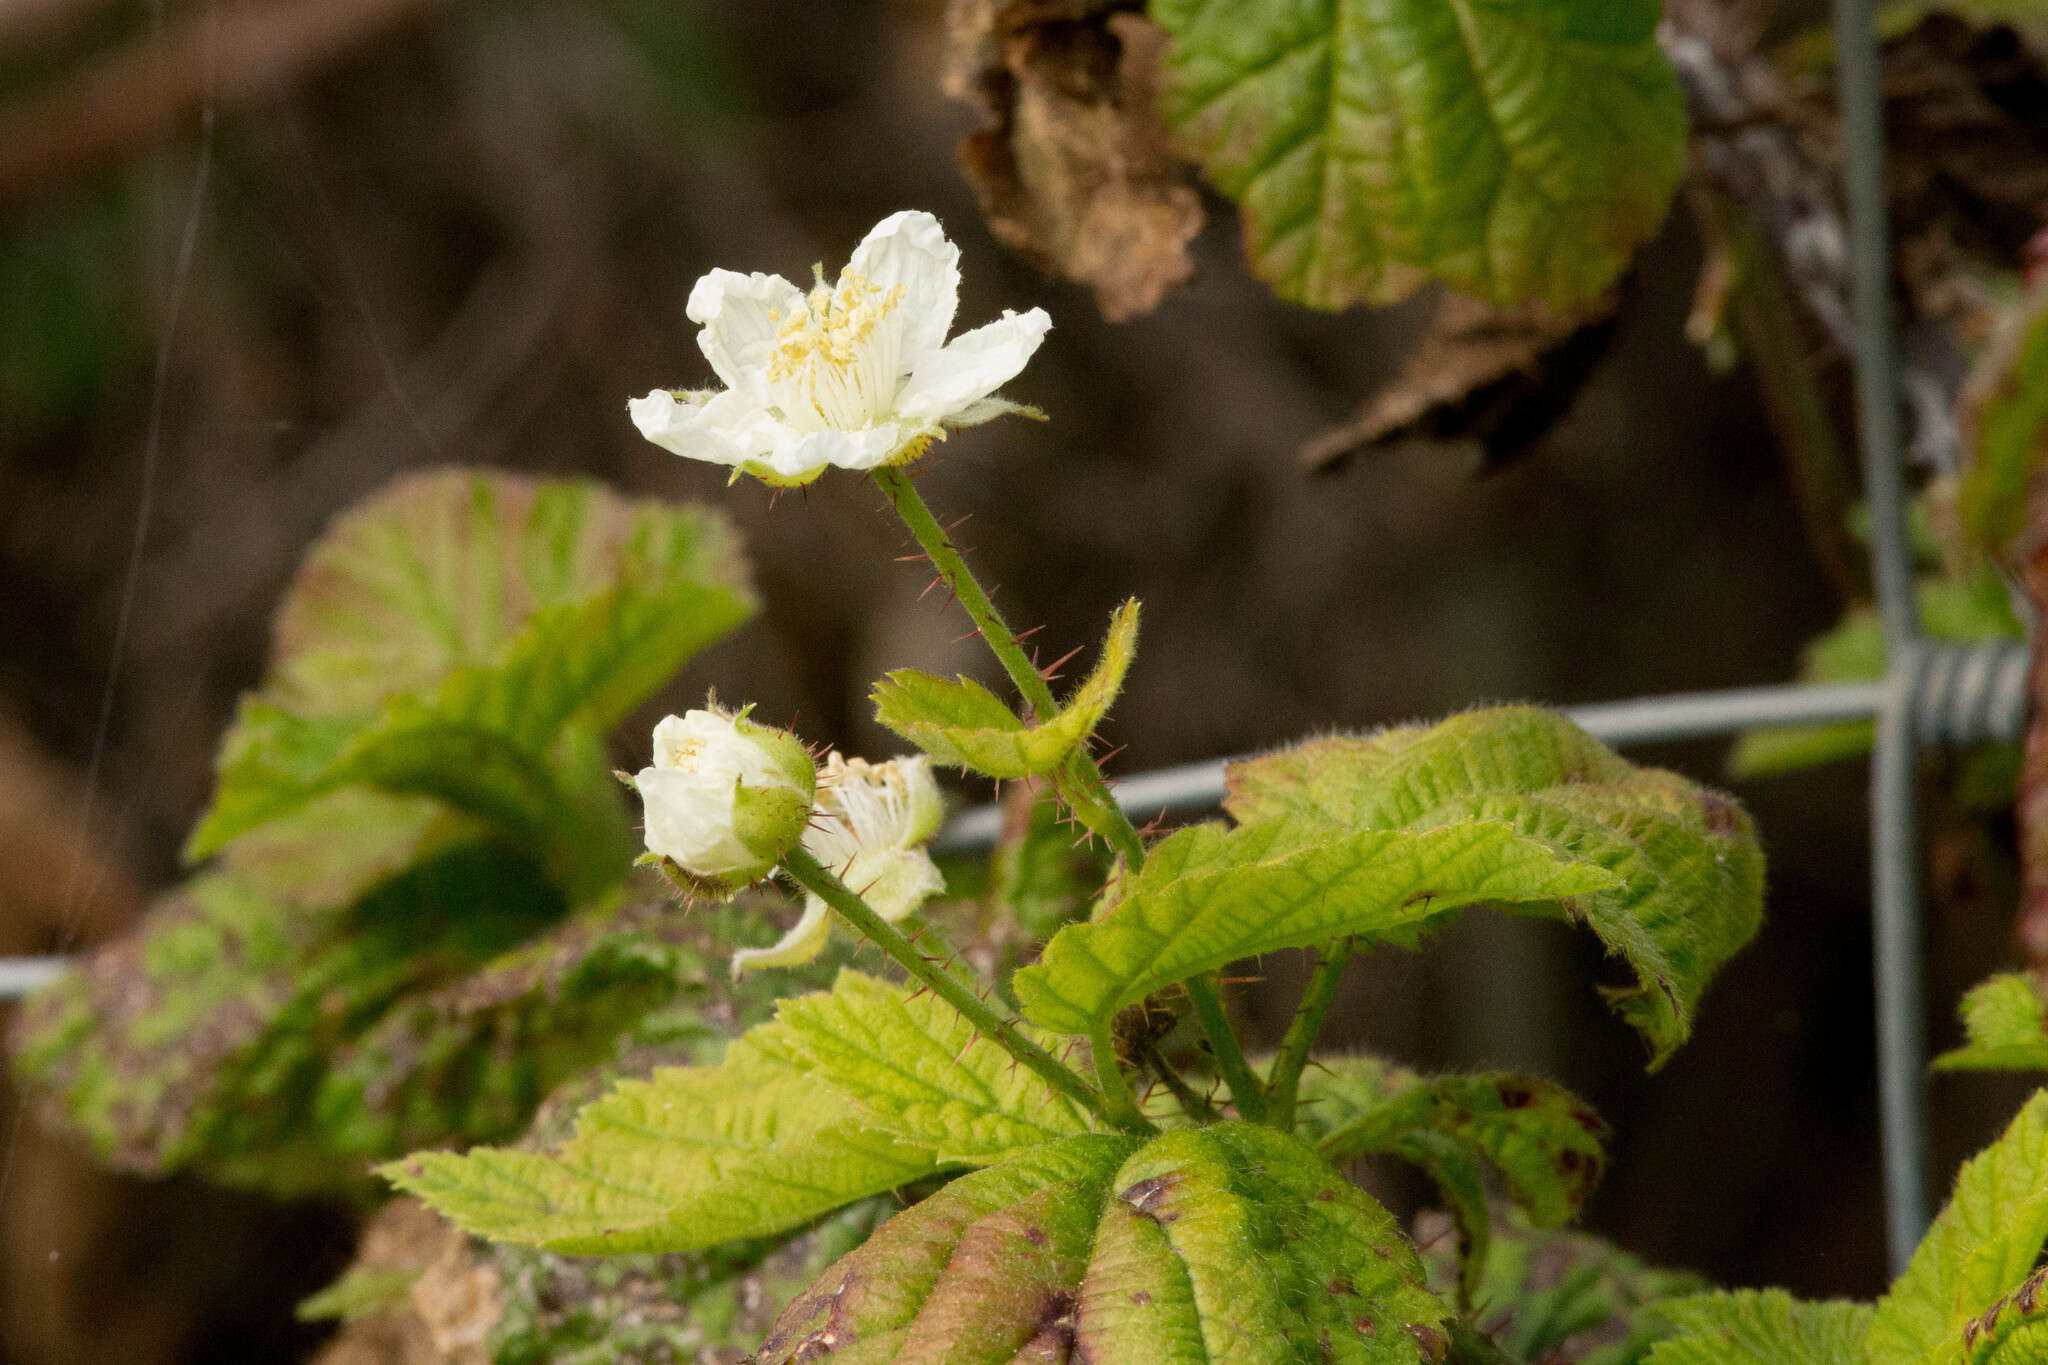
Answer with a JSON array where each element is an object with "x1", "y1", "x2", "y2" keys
[
  {"x1": 1149, "y1": 0, "x2": 1686, "y2": 310},
  {"x1": 1868, "y1": 1092, "x2": 2048, "y2": 1365},
  {"x1": 1642, "y1": 1291, "x2": 1870, "y2": 1365},
  {"x1": 761, "y1": 969, "x2": 1098, "y2": 1164},
  {"x1": 1294, "y1": 1056, "x2": 1606, "y2": 1301},
  {"x1": 755, "y1": 1122, "x2": 1451, "y2": 1364},
  {"x1": 383, "y1": 1037, "x2": 939, "y2": 1254},
  {"x1": 1015, "y1": 813, "x2": 1618, "y2": 1039},
  {"x1": 1222, "y1": 707, "x2": 1765, "y2": 1068},
  {"x1": 1937, "y1": 975, "x2": 2048, "y2": 1073},
  {"x1": 873, "y1": 599, "x2": 1138, "y2": 778}
]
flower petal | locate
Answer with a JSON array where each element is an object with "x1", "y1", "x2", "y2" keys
[
  {"x1": 847, "y1": 210, "x2": 961, "y2": 366},
  {"x1": 842, "y1": 848, "x2": 945, "y2": 923},
  {"x1": 730, "y1": 897, "x2": 831, "y2": 976},
  {"x1": 636, "y1": 766, "x2": 756, "y2": 876},
  {"x1": 896, "y1": 309, "x2": 1051, "y2": 423},
  {"x1": 771, "y1": 423, "x2": 909, "y2": 476},
  {"x1": 686, "y1": 269, "x2": 802, "y2": 401},
  {"x1": 628, "y1": 388, "x2": 781, "y2": 469}
]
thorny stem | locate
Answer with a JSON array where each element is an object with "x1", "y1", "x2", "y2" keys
[
  {"x1": 1088, "y1": 1018, "x2": 1156, "y2": 1133},
  {"x1": 873, "y1": 466, "x2": 1145, "y2": 869},
  {"x1": 1186, "y1": 974, "x2": 1267, "y2": 1123},
  {"x1": 874, "y1": 465, "x2": 1256, "y2": 1126},
  {"x1": 1265, "y1": 937, "x2": 1356, "y2": 1132},
  {"x1": 781, "y1": 847, "x2": 1130, "y2": 1130},
  {"x1": 1138, "y1": 1038, "x2": 1221, "y2": 1123}
]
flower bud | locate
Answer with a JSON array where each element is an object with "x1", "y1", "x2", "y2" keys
[{"x1": 634, "y1": 706, "x2": 815, "y2": 894}]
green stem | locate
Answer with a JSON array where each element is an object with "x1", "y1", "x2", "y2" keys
[
  {"x1": 1265, "y1": 938, "x2": 1356, "y2": 1132},
  {"x1": 781, "y1": 847, "x2": 1125, "y2": 1129},
  {"x1": 1087, "y1": 1019, "x2": 1155, "y2": 1132},
  {"x1": 1138, "y1": 1039, "x2": 1221, "y2": 1123},
  {"x1": 874, "y1": 467, "x2": 1145, "y2": 868},
  {"x1": 1185, "y1": 974, "x2": 1266, "y2": 1123}
]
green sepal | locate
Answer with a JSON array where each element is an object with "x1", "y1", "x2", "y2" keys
[{"x1": 1936, "y1": 974, "x2": 2048, "y2": 1073}]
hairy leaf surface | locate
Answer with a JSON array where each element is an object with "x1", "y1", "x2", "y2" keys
[
  {"x1": 1937, "y1": 974, "x2": 2048, "y2": 1073},
  {"x1": 1643, "y1": 1291, "x2": 1871, "y2": 1365},
  {"x1": 872, "y1": 599, "x2": 1139, "y2": 778},
  {"x1": 760, "y1": 970, "x2": 1097, "y2": 1164},
  {"x1": 1223, "y1": 707, "x2": 1765, "y2": 1067},
  {"x1": 1014, "y1": 814, "x2": 1618, "y2": 1037},
  {"x1": 1149, "y1": 0, "x2": 1686, "y2": 310},
  {"x1": 1868, "y1": 1092, "x2": 2048, "y2": 1365},
  {"x1": 754, "y1": 1123, "x2": 1452, "y2": 1364},
  {"x1": 384, "y1": 1037, "x2": 939, "y2": 1255}
]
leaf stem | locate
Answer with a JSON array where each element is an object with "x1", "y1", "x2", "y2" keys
[
  {"x1": 873, "y1": 467, "x2": 1145, "y2": 868},
  {"x1": 1185, "y1": 973, "x2": 1267, "y2": 1123},
  {"x1": 780, "y1": 847, "x2": 1127, "y2": 1129},
  {"x1": 1087, "y1": 1019, "x2": 1156, "y2": 1132},
  {"x1": 1265, "y1": 938, "x2": 1356, "y2": 1131},
  {"x1": 1138, "y1": 1038, "x2": 1221, "y2": 1123}
]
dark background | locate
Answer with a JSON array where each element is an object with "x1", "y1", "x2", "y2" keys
[{"x1": 0, "y1": 0, "x2": 2030, "y2": 1358}]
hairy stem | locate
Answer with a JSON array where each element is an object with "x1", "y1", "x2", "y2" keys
[
  {"x1": 1138, "y1": 1039, "x2": 1221, "y2": 1123},
  {"x1": 1185, "y1": 974, "x2": 1267, "y2": 1123},
  {"x1": 1087, "y1": 1019, "x2": 1155, "y2": 1132},
  {"x1": 1265, "y1": 938, "x2": 1356, "y2": 1132},
  {"x1": 781, "y1": 847, "x2": 1123, "y2": 1128},
  {"x1": 873, "y1": 466, "x2": 1145, "y2": 868}
]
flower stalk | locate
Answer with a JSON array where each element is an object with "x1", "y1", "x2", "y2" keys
[{"x1": 779, "y1": 846, "x2": 1131, "y2": 1130}]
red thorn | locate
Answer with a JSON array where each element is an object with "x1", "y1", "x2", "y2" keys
[
  {"x1": 952, "y1": 627, "x2": 985, "y2": 644},
  {"x1": 944, "y1": 513, "x2": 974, "y2": 533},
  {"x1": 1039, "y1": 644, "x2": 1083, "y2": 680},
  {"x1": 1015, "y1": 623, "x2": 1047, "y2": 641},
  {"x1": 894, "y1": 551, "x2": 932, "y2": 563},
  {"x1": 1095, "y1": 743, "x2": 1128, "y2": 767},
  {"x1": 919, "y1": 576, "x2": 945, "y2": 601}
]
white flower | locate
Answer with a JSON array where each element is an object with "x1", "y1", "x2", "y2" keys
[
  {"x1": 732, "y1": 752, "x2": 947, "y2": 975},
  {"x1": 629, "y1": 210, "x2": 1051, "y2": 486},
  {"x1": 635, "y1": 707, "x2": 815, "y2": 893}
]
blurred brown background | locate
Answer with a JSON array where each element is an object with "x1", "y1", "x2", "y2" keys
[{"x1": 0, "y1": 0, "x2": 2031, "y2": 1359}]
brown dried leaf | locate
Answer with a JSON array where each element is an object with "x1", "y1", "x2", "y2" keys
[
  {"x1": 1301, "y1": 292, "x2": 1621, "y2": 471},
  {"x1": 946, "y1": 0, "x2": 1202, "y2": 321}
]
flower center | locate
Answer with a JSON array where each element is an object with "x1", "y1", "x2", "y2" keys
[{"x1": 765, "y1": 272, "x2": 907, "y2": 431}]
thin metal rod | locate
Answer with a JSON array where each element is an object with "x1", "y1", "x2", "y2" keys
[
  {"x1": 935, "y1": 680, "x2": 1891, "y2": 853},
  {"x1": 1833, "y1": 0, "x2": 1919, "y2": 645},
  {"x1": 1873, "y1": 659, "x2": 1931, "y2": 1271}
]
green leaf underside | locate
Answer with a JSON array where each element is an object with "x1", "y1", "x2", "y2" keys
[
  {"x1": 1220, "y1": 708, "x2": 1765, "y2": 1068},
  {"x1": 873, "y1": 599, "x2": 1139, "y2": 779},
  {"x1": 188, "y1": 469, "x2": 754, "y2": 865},
  {"x1": 1422, "y1": 1212, "x2": 1702, "y2": 1365},
  {"x1": 1643, "y1": 1291, "x2": 1872, "y2": 1365},
  {"x1": 755, "y1": 1123, "x2": 1452, "y2": 1365},
  {"x1": 1867, "y1": 1093, "x2": 2048, "y2": 1365},
  {"x1": 760, "y1": 970, "x2": 1097, "y2": 1164},
  {"x1": 1937, "y1": 975, "x2": 2048, "y2": 1073},
  {"x1": 1014, "y1": 814, "x2": 1617, "y2": 1038},
  {"x1": 1149, "y1": 0, "x2": 1685, "y2": 310},
  {"x1": 384, "y1": 1036, "x2": 938, "y2": 1255},
  {"x1": 1292, "y1": 1056, "x2": 1606, "y2": 1296}
]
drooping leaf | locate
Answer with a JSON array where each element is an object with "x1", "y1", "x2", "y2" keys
[
  {"x1": 873, "y1": 598, "x2": 1138, "y2": 779},
  {"x1": 759, "y1": 970, "x2": 1097, "y2": 1164},
  {"x1": 1867, "y1": 1091, "x2": 2048, "y2": 1365},
  {"x1": 1149, "y1": 0, "x2": 1687, "y2": 311},
  {"x1": 384, "y1": 1036, "x2": 940, "y2": 1255},
  {"x1": 1643, "y1": 1291, "x2": 1871, "y2": 1365},
  {"x1": 1415, "y1": 1210, "x2": 1702, "y2": 1365},
  {"x1": 188, "y1": 469, "x2": 755, "y2": 883},
  {"x1": 754, "y1": 1122, "x2": 1452, "y2": 1364},
  {"x1": 1294, "y1": 1056, "x2": 1607, "y2": 1297},
  {"x1": 1014, "y1": 813, "x2": 1619, "y2": 1038},
  {"x1": 1222, "y1": 707, "x2": 1766, "y2": 1068},
  {"x1": 1936, "y1": 974, "x2": 2048, "y2": 1073}
]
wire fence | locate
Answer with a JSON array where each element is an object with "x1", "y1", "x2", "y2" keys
[{"x1": 0, "y1": 0, "x2": 1988, "y2": 1286}]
